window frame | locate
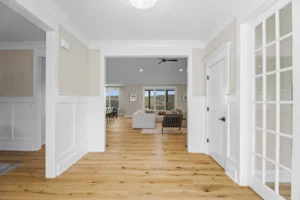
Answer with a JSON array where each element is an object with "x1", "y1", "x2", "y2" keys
[
  {"x1": 143, "y1": 86, "x2": 177, "y2": 111},
  {"x1": 106, "y1": 88, "x2": 120, "y2": 108}
]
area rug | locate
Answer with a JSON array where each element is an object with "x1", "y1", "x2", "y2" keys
[
  {"x1": 0, "y1": 164, "x2": 22, "y2": 176},
  {"x1": 142, "y1": 123, "x2": 187, "y2": 134}
]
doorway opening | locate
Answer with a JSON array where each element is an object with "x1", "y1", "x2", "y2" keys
[
  {"x1": 104, "y1": 56, "x2": 189, "y2": 150},
  {"x1": 0, "y1": 1, "x2": 56, "y2": 178}
]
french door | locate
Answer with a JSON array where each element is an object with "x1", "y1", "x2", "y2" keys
[{"x1": 251, "y1": 1, "x2": 294, "y2": 199}]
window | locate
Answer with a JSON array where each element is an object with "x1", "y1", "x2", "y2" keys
[
  {"x1": 144, "y1": 87, "x2": 176, "y2": 110},
  {"x1": 106, "y1": 88, "x2": 119, "y2": 108}
]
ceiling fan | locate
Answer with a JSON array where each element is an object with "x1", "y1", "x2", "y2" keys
[{"x1": 158, "y1": 57, "x2": 178, "y2": 64}]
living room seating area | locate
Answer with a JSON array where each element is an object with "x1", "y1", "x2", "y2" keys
[{"x1": 132, "y1": 108, "x2": 187, "y2": 134}]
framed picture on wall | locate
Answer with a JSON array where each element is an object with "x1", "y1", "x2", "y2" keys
[
  {"x1": 183, "y1": 94, "x2": 187, "y2": 102},
  {"x1": 130, "y1": 94, "x2": 138, "y2": 102}
]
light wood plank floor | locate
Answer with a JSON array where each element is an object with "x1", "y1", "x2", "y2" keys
[{"x1": 0, "y1": 117, "x2": 261, "y2": 200}]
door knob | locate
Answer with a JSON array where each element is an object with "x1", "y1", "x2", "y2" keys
[{"x1": 218, "y1": 117, "x2": 226, "y2": 122}]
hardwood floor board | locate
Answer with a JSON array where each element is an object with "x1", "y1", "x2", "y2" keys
[{"x1": 0, "y1": 117, "x2": 261, "y2": 200}]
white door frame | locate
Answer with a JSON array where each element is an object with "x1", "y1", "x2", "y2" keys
[
  {"x1": 204, "y1": 42, "x2": 231, "y2": 168},
  {"x1": 103, "y1": 54, "x2": 189, "y2": 150},
  {"x1": 1, "y1": 0, "x2": 59, "y2": 178},
  {"x1": 240, "y1": 0, "x2": 300, "y2": 199},
  {"x1": 95, "y1": 43, "x2": 205, "y2": 153}
]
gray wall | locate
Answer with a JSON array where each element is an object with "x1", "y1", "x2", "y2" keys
[{"x1": 106, "y1": 58, "x2": 187, "y2": 85}]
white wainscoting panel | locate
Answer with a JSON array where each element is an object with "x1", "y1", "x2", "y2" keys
[
  {"x1": 56, "y1": 96, "x2": 89, "y2": 175},
  {"x1": 87, "y1": 97, "x2": 104, "y2": 152},
  {"x1": 226, "y1": 94, "x2": 239, "y2": 182},
  {"x1": 0, "y1": 97, "x2": 39, "y2": 151},
  {"x1": 188, "y1": 96, "x2": 206, "y2": 153}
]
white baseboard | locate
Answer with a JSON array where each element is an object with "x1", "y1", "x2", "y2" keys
[
  {"x1": 226, "y1": 157, "x2": 238, "y2": 183},
  {"x1": 0, "y1": 140, "x2": 36, "y2": 151},
  {"x1": 124, "y1": 115, "x2": 132, "y2": 118},
  {"x1": 57, "y1": 149, "x2": 87, "y2": 175}
]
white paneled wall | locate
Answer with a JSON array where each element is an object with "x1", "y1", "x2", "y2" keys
[
  {"x1": 226, "y1": 94, "x2": 239, "y2": 182},
  {"x1": 188, "y1": 96, "x2": 206, "y2": 153},
  {"x1": 87, "y1": 97, "x2": 104, "y2": 152},
  {"x1": 55, "y1": 96, "x2": 89, "y2": 175},
  {"x1": 0, "y1": 97, "x2": 39, "y2": 151}
]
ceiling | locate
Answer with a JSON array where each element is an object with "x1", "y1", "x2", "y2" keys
[
  {"x1": 0, "y1": 2, "x2": 46, "y2": 42},
  {"x1": 106, "y1": 58, "x2": 187, "y2": 85},
  {"x1": 53, "y1": 0, "x2": 265, "y2": 42}
]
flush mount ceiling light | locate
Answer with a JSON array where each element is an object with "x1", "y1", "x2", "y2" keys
[{"x1": 129, "y1": 0, "x2": 157, "y2": 9}]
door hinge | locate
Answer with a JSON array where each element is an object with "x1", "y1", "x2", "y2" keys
[
  {"x1": 207, "y1": 76, "x2": 209, "y2": 80},
  {"x1": 207, "y1": 138, "x2": 210, "y2": 143},
  {"x1": 207, "y1": 107, "x2": 209, "y2": 112}
]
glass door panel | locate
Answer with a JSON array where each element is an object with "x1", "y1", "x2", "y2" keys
[{"x1": 252, "y1": 2, "x2": 293, "y2": 199}]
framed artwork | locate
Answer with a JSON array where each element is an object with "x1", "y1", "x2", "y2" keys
[
  {"x1": 183, "y1": 94, "x2": 187, "y2": 102},
  {"x1": 130, "y1": 94, "x2": 138, "y2": 102}
]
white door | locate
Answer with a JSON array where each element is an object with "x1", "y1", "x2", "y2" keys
[{"x1": 208, "y1": 59, "x2": 226, "y2": 168}]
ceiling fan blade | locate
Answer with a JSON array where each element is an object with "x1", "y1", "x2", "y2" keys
[
  {"x1": 158, "y1": 61, "x2": 164, "y2": 64},
  {"x1": 166, "y1": 59, "x2": 178, "y2": 62}
]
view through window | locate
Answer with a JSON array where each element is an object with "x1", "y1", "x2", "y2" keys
[
  {"x1": 106, "y1": 88, "x2": 119, "y2": 108},
  {"x1": 144, "y1": 88, "x2": 176, "y2": 110}
]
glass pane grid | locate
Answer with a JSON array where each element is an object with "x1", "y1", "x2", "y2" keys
[
  {"x1": 252, "y1": 3, "x2": 293, "y2": 198},
  {"x1": 253, "y1": 67, "x2": 293, "y2": 78},
  {"x1": 253, "y1": 127, "x2": 293, "y2": 139}
]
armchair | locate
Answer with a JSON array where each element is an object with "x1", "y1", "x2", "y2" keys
[{"x1": 161, "y1": 114, "x2": 183, "y2": 134}]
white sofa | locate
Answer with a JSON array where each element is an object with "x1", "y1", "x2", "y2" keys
[{"x1": 132, "y1": 110, "x2": 155, "y2": 129}]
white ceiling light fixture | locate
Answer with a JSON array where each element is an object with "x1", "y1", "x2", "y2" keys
[
  {"x1": 129, "y1": 0, "x2": 157, "y2": 9},
  {"x1": 139, "y1": 69, "x2": 144, "y2": 72}
]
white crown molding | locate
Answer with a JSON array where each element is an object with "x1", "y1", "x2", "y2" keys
[
  {"x1": 89, "y1": 40, "x2": 205, "y2": 49},
  {"x1": 203, "y1": 17, "x2": 235, "y2": 48},
  {"x1": 0, "y1": 41, "x2": 46, "y2": 50},
  {"x1": 37, "y1": 0, "x2": 89, "y2": 47}
]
